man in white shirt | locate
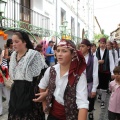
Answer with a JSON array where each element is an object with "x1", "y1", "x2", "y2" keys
[
  {"x1": 106, "y1": 41, "x2": 118, "y2": 67},
  {"x1": 96, "y1": 38, "x2": 115, "y2": 109},
  {"x1": 80, "y1": 39, "x2": 98, "y2": 120},
  {"x1": 112, "y1": 40, "x2": 120, "y2": 58},
  {"x1": 112, "y1": 40, "x2": 120, "y2": 66}
]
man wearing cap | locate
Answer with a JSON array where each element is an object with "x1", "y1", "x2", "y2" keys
[
  {"x1": 45, "y1": 41, "x2": 55, "y2": 66},
  {"x1": 80, "y1": 39, "x2": 98, "y2": 120},
  {"x1": 96, "y1": 38, "x2": 115, "y2": 109}
]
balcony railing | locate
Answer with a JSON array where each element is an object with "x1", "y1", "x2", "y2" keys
[
  {"x1": 0, "y1": 0, "x2": 81, "y2": 43},
  {"x1": 1, "y1": 0, "x2": 50, "y2": 36}
]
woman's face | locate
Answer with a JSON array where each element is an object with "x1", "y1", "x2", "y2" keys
[
  {"x1": 12, "y1": 35, "x2": 26, "y2": 52},
  {"x1": 56, "y1": 46, "x2": 73, "y2": 65},
  {"x1": 9, "y1": 42, "x2": 13, "y2": 49}
]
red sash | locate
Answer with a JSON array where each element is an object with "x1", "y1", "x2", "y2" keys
[{"x1": 50, "y1": 99, "x2": 66, "y2": 120}]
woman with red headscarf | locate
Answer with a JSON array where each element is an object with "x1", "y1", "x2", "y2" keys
[{"x1": 38, "y1": 39, "x2": 89, "y2": 120}]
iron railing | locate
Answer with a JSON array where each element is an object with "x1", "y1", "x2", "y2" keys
[
  {"x1": 0, "y1": 0, "x2": 81, "y2": 43},
  {"x1": 2, "y1": 0, "x2": 50, "y2": 32}
]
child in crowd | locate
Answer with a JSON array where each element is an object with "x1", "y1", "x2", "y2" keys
[
  {"x1": 39, "y1": 39, "x2": 89, "y2": 120},
  {"x1": 108, "y1": 66, "x2": 120, "y2": 120}
]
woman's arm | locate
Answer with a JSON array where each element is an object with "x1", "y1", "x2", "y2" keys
[
  {"x1": 78, "y1": 108, "x2": 88, "y2": 120},
  {"x1": 4, "y1": 48, "x2": 10, "y2": 59}
]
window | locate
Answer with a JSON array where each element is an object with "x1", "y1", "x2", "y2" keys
[
  {"x1": 61, "y1": 8, "x2": 66, "y2": 24},
  {"x1": 20, "y1": 0, "x2": 30, "y2": 23}
]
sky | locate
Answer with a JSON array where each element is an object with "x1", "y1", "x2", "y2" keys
[{"x1": 94, "y1": 0, "x2": 120, "y2": 35}]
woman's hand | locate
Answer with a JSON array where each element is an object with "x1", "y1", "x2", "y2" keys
[{"x1": 33, "y1": 90, "x2": 48, "y2": 102}]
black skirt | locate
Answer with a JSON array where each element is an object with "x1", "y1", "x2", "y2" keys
[
  {"x1": 98, "y1": 72, "x2": 111, "y2": 90},
  {"x1": 8, "y1": 79, "x2": 45, "y2": 120}
]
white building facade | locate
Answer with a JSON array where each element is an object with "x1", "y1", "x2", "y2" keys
[
  {"x1": 0, "y1": 0, "x2": 94, "y2": 48},
  {"x1": 43, "y1": 0, "x2": 94, "y2": 42}
]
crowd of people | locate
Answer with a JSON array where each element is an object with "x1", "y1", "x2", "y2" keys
[{"x1": 0, "y1": 30, "x2": 120, "y2": 120}]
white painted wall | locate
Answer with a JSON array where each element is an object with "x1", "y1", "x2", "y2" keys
[
  {"x1": 55, "y1": 0, "x2": 86, "y2": 40},
  {"x1": 31, "y1": 0, "x2": 43, "y2": 13}
]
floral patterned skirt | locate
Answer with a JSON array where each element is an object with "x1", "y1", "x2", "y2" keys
[{"x1": 8, "y1": 80, "x2": 45, "y2": 120}]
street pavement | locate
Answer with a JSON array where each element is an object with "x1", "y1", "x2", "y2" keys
[{"x1": 0, "y1": 94, "x2": 110, "y2": 120}]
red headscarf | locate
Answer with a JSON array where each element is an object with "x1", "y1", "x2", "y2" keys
[{"x1": 57, "y1": 39, "x2": 86, "y2": 86}]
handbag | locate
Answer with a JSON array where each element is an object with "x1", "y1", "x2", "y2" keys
[{"x1": 0, "y1": 69, "x2": 13, "y2": 89}]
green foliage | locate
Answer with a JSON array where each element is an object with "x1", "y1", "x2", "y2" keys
[{"x1": 93, "y1": 29, "x2": 109, "y2": 43}]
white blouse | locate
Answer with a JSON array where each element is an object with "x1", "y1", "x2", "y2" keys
[
  {"x1": 39, "y1": 64, "x2": 89, "y2": 109},
  {"x1": 9, "y1": 49, "x2": 44, "y2": 81}
]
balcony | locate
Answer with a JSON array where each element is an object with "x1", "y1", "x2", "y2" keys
[
  {"x1": 0, "y1": 0, "x2": 81, "y2": 43},
  {"x1": 0, "y1": 0, "x2": 51, "y2": 38}
]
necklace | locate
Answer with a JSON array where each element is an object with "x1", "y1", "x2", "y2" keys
[{"x1": 16, "y1": 49, "x2": 28, "y2": 63}]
